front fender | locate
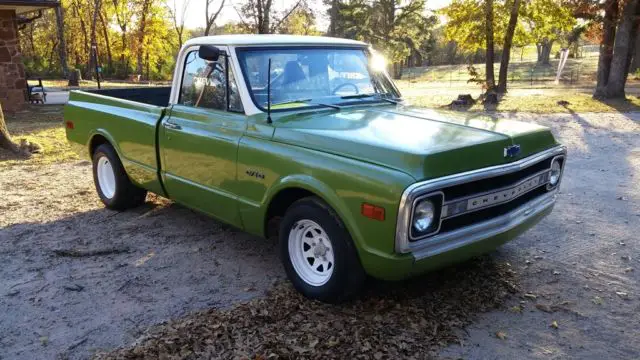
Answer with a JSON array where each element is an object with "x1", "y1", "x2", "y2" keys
[{"x1": 263, "y1": 174, "x2": 366, "y2": 251}]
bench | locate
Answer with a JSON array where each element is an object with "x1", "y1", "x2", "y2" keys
[{"x1": 26, "y1": 78, "x2": 47, "y2": 104}]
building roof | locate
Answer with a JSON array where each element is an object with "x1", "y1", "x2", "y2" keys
[
  {"x1": 184, "y1": 34, "x2": 368, "y2": 48},
  {"x1": 0, "y1": 0, "x2": 59, "y2": 15}
]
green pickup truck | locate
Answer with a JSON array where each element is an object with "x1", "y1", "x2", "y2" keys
[{"x1": 65, "y1": 35, "x2": 566, "y2": 302}]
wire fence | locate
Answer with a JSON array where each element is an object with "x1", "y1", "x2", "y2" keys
[
  {"x1": 402, "y1": 63, "x2": 597, "y2": 89},
  {"x1": 402, "y1": 45, "x2": 601, "y2": 89}
]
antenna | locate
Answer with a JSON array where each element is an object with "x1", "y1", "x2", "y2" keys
[{"x1": 267, "y1": 58, "x2": 272, "y2": 124}]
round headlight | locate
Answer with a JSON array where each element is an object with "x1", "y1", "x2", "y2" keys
[
  {"x1": 549, "y1": 159, "x2": 562, "y2": 186},
  {"x1": 413, "y1": 200, "x2": 435, "y2": 233}
]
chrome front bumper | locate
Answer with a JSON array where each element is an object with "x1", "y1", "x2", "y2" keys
[
  {"x1": 411, "y1": 190, "x2": 556, "y2": 260},
  {"x1": 395, "y1": 145, "x2": 566, "y2": 257}
]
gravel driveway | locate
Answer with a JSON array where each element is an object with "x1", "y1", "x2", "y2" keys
[{"x1": 1, "y1": 111, "x2": 638, "y2": 359}]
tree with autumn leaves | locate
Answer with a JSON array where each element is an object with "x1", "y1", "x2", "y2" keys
[
  {"x1": 593, "y1": 0, "x2": 639, "y2": 98},
  {"x1": 441, "y1": 0, "x2": 575, "y2": 93},
  {"x1": 441, "y1": 0, "x2": 640, "y2": 98}
]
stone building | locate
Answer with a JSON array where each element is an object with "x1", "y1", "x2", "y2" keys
[{"x1": 0, "y1": 0, "x2": 59, "y2": 112}]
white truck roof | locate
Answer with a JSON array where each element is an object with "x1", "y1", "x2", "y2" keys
[{"x1": 183, "y1": 34, "x2": 368, "y2": 47}]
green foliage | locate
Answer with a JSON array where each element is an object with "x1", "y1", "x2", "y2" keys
[
  {"x1": 279, "y1": 5, "x2": 323, "y2": 35},
  {"x1": 336, "y1": 0, "x2": 437, "y2": 73},
  {"x1": 523, "y1": 0, "x2": 576, "y2": 46},
  {"x1": 440, "y1": 0, "x2": 576, "y2": 52},
  {"x1": 19, "y1": 0, "x2": 180, "y2": 80}
]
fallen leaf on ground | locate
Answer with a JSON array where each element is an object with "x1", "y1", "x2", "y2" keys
[
  {"x1": 496, "y1": 331, "x2": 507, "y2": 340},
  {"x1": 616, "y1": 291, "x2": 629, "y2": 299},
  {"x1": 93, "y1": 257, "x2": 520, "y2": 359},
  {"x1": 134, "y1": 252, "x2": 155, "y2": 267},
  {"x1": 536, "y1": 304, "x2": 553, "y2": 313},
  {"x1": 509, "y1": 305, "x2": 523, "y2": 313}
]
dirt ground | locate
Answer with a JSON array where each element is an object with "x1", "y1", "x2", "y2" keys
[{"x1": 1, "y1": 111, "x2": 639, "y2": 359}]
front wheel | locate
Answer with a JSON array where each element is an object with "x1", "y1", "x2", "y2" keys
[
  {"x1": 279, "y1": 197, "x2": 366, "y2": 303},
  {"x1": 92, "y1": 144, "x2": 147, "y2": 210}
]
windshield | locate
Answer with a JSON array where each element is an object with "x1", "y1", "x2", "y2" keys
[{"x1": 236, "y1": 47, "x2": 401, "y2": 110}]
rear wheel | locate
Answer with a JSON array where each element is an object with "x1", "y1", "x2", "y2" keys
[
  {"x1": 92, "y1": 144, "x2": 147, "y2": 210},
  {"x1": 279, "y1": 197, "x2": 366, "y2": 303}
]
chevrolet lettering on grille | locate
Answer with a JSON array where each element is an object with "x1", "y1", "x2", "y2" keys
[{"x1": 441, "y1": 170, "x2": 551, "y2": 219}]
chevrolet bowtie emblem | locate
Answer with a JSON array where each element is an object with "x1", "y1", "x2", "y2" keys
[{"x1": 504, "y1": 144, "x2": 521, "y2": 158}]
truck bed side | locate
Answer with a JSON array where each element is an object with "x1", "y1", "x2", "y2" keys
[{"x1": 64, "y1": 90, "x2": 167, "y2": 196}]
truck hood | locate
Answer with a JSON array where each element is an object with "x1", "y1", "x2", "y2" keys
[{"x1": 272, "y1": 106, "x2": 558, "y2": 180}]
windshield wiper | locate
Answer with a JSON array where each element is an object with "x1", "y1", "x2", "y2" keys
[
  {"x1": 340, "y1": 93, "x2": 377, "y2": 99},
  {"x1": 340, "y1": 93, "x2": 403, "y2": 104},
  {"x1": 270, "y1": 98, "x2": 341, "y2": 110}
]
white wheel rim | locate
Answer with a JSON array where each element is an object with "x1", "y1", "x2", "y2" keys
[
  {"x1": 97, "y1": 156, "x2": 116, "y2": 199},
  {"x1": 288, "y1": 219, "x2": 335, "y2": 286}
]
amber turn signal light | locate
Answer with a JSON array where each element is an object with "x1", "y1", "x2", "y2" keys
[{"x1": 361, "y1": 203, "x2": 385, "y2": 221}]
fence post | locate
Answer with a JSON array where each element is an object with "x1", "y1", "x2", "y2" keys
[
  {"x1": 570, "y1": 70, "x2": 574, "y2": 85},
  {"x1": 530, "y1": 69, "x2": 533, "y2": 87}
]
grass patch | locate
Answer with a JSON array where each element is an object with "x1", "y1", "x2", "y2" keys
[
  {"x1": 407, "y1": 91, "x2": 640, "y2": 113},
  {"x1": 0, "y1": 106, "x2": 78, "y2": 168}
]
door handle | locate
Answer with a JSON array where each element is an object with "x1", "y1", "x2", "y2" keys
[{"x1": 163, "y1": 122, "x2": 182, "y2": 130}]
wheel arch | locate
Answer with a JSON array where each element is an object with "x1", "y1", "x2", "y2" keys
[
  {"x1": 87, "y1": 130, "x2": 121, "y2": 159},
  {"x1": 262, "y1": 175, "x2": 365, "y2": 253}
]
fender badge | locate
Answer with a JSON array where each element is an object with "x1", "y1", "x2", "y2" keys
[{"x1": 504, "y1": 144, "x2": 521, "y2": 158}]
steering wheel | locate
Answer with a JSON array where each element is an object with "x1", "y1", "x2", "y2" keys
[{"x1": 331, "y1": 82, "x2": 359, "y2": 95}]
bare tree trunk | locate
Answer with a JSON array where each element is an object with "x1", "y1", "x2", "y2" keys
[
  {"x1": 54, "y1": 5, "x2": 69, "y2": 78},
  {"x1": 446, "y1": 41, "x2": 457, "y2": 64},
  {"x1": 136, "y1": 0, "x2": 150, "y2": 75},
  {"x1": 629, "y1": 29, "x2": 640, "y2": 73},
  {"x1": 329, "y1": 0, "x2": 338, "y2": 36},
  {"x1": 261, "y1": 0, "x2": 273, "y2": 33},
  {"x1": 594, "y1": 0, "x2": 618, "y2": 97},
  {"x1": 484, "y1": 0, "x2": 496, "y2": 90},
  {"x1": 204, "y1": 0, "x2": 224, "y2": 36},
  {"x1": 497, "y1": 0, "x2": 521, "y2": 93},
  {"x1": 28, "y1": 23, "x2": 35, "y2": 54},
  {"x1": 99, "y1": 10, "x2": 113, "y2": 67},
  {"x1": 112, "y1": 0, "x2": 128, "y2": 76},
  {"x1": 604, "y1": 0, "x2": 639, "y2": 98},
  {"x1": 71, "y1": 0, "x2": 90, "y2": 77},
  {"x1": 625, "y1": 12, "x2": 640, "y2": 73},
  {"x1": 0, "y1": 104, "x2": 20, "y2": 153},
  {"x1": 537, "y1": 39, "x2": 553, "y2": 65},
  {"x1": 88, "y1": 0, "x2": 101, "y2": 80}
]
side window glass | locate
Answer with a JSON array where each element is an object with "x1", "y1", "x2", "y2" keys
[{"x1": 179, "y1": 50, "x2": 226, "y2": 111}]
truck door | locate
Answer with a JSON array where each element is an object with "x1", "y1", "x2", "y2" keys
[{"x1": 159, "y1": 46, "x2": 246, "y2": 227}]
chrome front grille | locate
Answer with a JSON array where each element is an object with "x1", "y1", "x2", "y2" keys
[
  {"x1": 395, "y1": 146, "x2": 567, "y2": 255},
  {"x1": 441, "y1": 169, "x2": 552, "y2": 220}
]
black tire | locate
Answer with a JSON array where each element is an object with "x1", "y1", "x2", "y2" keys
[
  {"x1": 279, "y1": 196, "x2": 366, "y2": 303},
  {"x1": 92, "y1": 143, "x2": 147, "y2": 210}
]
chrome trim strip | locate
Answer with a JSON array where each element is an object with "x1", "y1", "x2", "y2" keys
[
  {"x1": 395, "y1": 145, "x2": 566, "y2": 254},
  {"x1": 441, "y1": 169, "x2": 551, "y2": 219},
  {"x1": 411, "y1": 190, "x2": 557, "y2": 260}
]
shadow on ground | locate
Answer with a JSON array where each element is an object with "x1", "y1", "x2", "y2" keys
[{"x1": 96, "y1": 255, "x2": 518, "y2": 360}]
